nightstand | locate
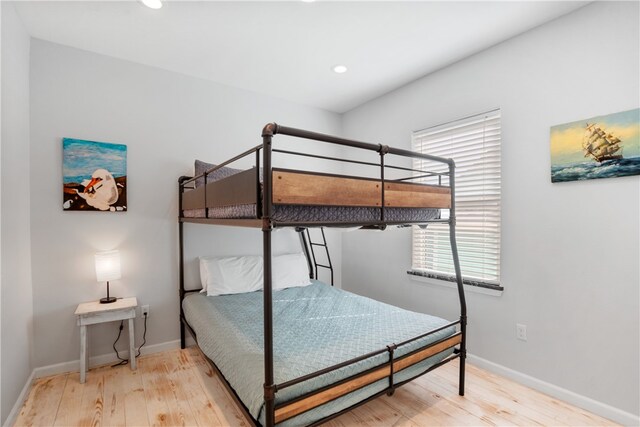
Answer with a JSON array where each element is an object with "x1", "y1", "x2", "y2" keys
[{"x1": 74, "y1": 297, "x2": 138, "y2": 383}]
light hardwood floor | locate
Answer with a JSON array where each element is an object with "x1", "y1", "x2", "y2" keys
[{"x1": 14, "y1": 347, "x2": 616, "y2": 427}]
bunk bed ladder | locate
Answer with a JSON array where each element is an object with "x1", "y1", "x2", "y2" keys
[{"x1": 302, "y1": 227, "x2": 334, "y2": 286}]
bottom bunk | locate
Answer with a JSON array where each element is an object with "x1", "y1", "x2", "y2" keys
[{"x1": 182, "y1": 280, "x2": 461, "y2": 426}]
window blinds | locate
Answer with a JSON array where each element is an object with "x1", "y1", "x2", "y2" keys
[{"x1": 411, "y1": 109, "x2": 501, "y2": 286}]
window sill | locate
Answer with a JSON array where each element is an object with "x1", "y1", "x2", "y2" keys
[{"x1": 407, "y1": 271, "x2": 503, "y2": 297}]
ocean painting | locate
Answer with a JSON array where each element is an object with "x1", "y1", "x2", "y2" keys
[
  {"x1": 62, "y1": 138, "x2": 127, "y2": 211},
  {"x1": 550, "y1": 108, "x2": 640, "y2": 183}
]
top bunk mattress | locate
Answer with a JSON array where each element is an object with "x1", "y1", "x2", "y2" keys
[
  {"x1": 184, "y1": 203, "x2": 441, "y2": 223},
  {"x1": 182, "y1": 281, "x2": 457, "y2": 426}
]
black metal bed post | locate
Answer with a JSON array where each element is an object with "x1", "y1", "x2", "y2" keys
[
  {"x1": 262, "y1": 123, "x2": 277, "y2": 427},
  {"x1": 448, "y1": 160, "x2": 467, "y2": 396},
  {"x1": 178, "y1": 176, "x2": 188, "y2": 349},
  {"x1": 379, "y1": 146, "x2": 386, "y2": 222}
]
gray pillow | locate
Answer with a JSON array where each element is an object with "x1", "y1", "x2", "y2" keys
[{"x1": 194, "y1": 159, "x2": 243, "y2": 187}]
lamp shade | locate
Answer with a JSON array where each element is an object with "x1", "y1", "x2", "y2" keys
[{"x1": 95, "y1": 250, "x2": 121, "y2": 282}]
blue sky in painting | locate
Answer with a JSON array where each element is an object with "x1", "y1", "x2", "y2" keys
[{"x1": 63, "y1": 138, "x2": 127, "y2": 184}]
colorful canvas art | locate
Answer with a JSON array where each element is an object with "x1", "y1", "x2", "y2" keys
[
  {"x1": 550, "y1": 108, "x2": 640, "y2": 183},
  {"x1": 62, "y1": 138, "x2": 127, "y2": 211}
]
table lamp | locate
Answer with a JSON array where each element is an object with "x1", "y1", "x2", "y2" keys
[{"x1": 95, "y1": 250, "x2": 121, "y2": 304}]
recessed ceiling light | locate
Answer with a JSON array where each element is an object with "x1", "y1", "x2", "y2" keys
[
  {"x1": 140, "y1": 0, "x2": 162, "y2": 10},
  {"x1": 333, "y1": 65, "x2": 348, "y2": 74}
]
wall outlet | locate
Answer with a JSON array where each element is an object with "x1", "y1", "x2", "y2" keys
[
  {"x1": 141, "y1": 305, "x2": 150, "y2": 318},
  {"x1": 516, "y1": 323, "x2": 527, "y2": 341}
]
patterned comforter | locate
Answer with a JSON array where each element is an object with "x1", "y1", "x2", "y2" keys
[{"x1": 183, "y1": 281, "x2": 456, "y2": 425}]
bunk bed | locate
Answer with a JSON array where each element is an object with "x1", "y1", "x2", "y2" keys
[{"x1": 178, "y1": 123, "x2": 467, "y2": 426}]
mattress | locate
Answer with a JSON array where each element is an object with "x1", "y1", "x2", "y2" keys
[
  {"x1": 184, "y1": 203, "x2": 440, "y2": 223},
  {"x1": 182, "y1": 281, "x2": 457, "y2": 426}
]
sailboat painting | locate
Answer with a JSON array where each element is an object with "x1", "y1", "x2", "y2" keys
[
  {"x1": 550, "y1": 108, "x2": 640, "y2": 183},
  {"x1": 62, "y1": 138, "x2": 127, "y2": 211}
]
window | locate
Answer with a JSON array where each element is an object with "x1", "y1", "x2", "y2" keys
[{"x1": 410, "y1": 109, "x2": 501, "y2": 289}]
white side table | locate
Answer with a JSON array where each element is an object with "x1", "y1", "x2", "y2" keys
[{"x1": 74, "y1": 297, "x2": 137, "y2": 383}]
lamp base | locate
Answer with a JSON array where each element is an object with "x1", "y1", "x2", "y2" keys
[{"x1": 100, "y1": 297, "x2": 117, "y2": 304}]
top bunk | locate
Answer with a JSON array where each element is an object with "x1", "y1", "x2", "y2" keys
[{"x1": 179, "y1": 123, "x2": 455, "y2": 229}]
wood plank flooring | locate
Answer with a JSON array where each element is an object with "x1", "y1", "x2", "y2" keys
[{"x1": 14, "y1": 347, "x2": 616, "y2": 427}]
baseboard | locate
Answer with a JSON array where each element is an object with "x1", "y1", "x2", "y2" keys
[
  {"x1": 2, "y1": 370, "x2": 35, "y2": 427},
  {"x1": 33, "y1": 339, "x2": 182, "y2": 379},
  {"x1": 467, "y1": 353, "x2": 640, "y2": 426}
]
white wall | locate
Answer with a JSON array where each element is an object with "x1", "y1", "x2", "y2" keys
[
  {"x1": 341, "y1": 1, "x2": 639, "y2": 418},
  {"x1": 1, "y1": 2, "x2": 33, "y2": 424},
  {"x1": 29, "y1": 39, "x2": 342, "y2": 368},
  {"x1": 11, "y1": 1, "x2": 640, "y2": 421}
]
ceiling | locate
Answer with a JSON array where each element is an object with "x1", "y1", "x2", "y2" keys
[{"x1": 14, "y1": 1, "x2": 588, "y2": 113}]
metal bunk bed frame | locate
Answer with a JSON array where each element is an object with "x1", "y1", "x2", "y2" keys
[{"x1": 178, "y1": 123, "x2": 467, "y2": 427}]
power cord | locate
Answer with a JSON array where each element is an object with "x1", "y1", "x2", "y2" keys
[
  {"x1": 112, "y1": 321, "x2": 128, "y2": 367},
  {"x1": 111, "y1": 312, "x2": 148, "y2": 368}
]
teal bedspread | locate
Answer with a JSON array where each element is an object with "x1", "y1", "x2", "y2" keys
[{"x1": 183, "y1": 281, "x2": 456, "y2": 426}]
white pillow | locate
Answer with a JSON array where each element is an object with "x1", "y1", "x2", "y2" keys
[
  {"x1": 198, "y1": 252, "x2": 311, "y2": 296},
  {"x1": 199, "y1": 256, "x2": 213, "y2": 293},
  {"x1": 200, "y1": 255, "x2": 263, "y2": 296},
  {"x1": 273, "y1": 253, "x2": 312, "y2": 290}
]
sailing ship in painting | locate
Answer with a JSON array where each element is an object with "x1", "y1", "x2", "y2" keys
[
  {"x1": 550, "y1": 108, "x2": 640, "y2": 183},
  {"x1": 582, "y1": 123, "x2": 623, "y2": 162}
]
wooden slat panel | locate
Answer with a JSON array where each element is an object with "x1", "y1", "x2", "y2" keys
[
  {"x1": 185, "y1": 168, "x2": 449, "y2": 211},
  {"x1": 394, "y1": 334, "x2": 461, "y2": 373},
  {"x1": 385, "y1": 182, "x2": 451, "y2": 209},
  {"x1": 272, "y1": 170, "x2": 381, "y2": 207},
  {"x1": 275, "y1": 334, "x2": 462, "y2": 423},
  {"x1": 275, "y1": 365, "x2": 391, "y2": 423},
  {"x1": 206, "y1": 168, "x2": 258, "y2": 208},
  {"x1": 182, "y1": 168, "x2": 258, "y2": 211},
  {"x1": 182, "y1": 187, "x2": 205, "y2": 210},
  {"x1": 272, "y1": 170, "x2": 451, "y2": 209}
]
